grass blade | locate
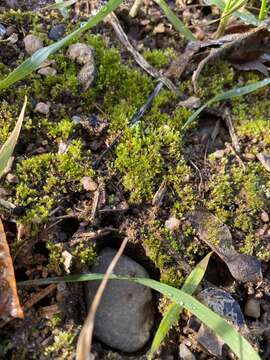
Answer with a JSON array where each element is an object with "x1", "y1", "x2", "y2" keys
[
  {"x1": 153, "y1": 0, "x2": 196, "y2": 41},
  {"x1": 148, "y1": 252, "x2": 212, "y2": 359},
  {"x1": 183, "y1": 78, "x2": 270, "y2": 129},
  {"x1": 19, "y1": 272, "x2": 261, "y2": 360},
  {"x1": 0, "y1": 0, "x2": 123, "y2": 91},
  {"x1": 0, "y1": 97, "x2": 27, "y2": 177},
  {"x1": 208, "y1": 0, "x2": 261, "y2": 26}
]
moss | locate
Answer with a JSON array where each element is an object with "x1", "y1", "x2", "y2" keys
[
  {"x1": 142, "y1": 48, "x2": 175, "y2": 69},
  {"x1": 14, "y1": 140, "x2": 94, "y2": 222},
  {"x1": 0, "y1": 100, "x2": 16, "y2": 146},
  {"x1": 44, "y1": 330, "x2": 75, "y2": 357},
  {"x1": 72, "y1": 243, "x2": 96, "y2": 265},
  {"x1": 143, "y1": 221, "x2": 184, "y2": 287}
]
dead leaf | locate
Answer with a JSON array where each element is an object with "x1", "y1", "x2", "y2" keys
[
  {"x1": 0, "y1": 218, "x2": 23, "y2": 320},
  {"x1": 188, "y1": 209, "x2": 262, "y2": 283}
]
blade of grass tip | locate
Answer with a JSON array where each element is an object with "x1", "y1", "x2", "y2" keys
[
  {"x1": 209, "y1": 0, "x2": 261, "y2": 26},
  {"x1": 18, "y1": 274, "x2": 261, "y2": 360},
  {"x1": 153, "y1": 0, "x2": 196, "y2": 41},
  {"x1": 0, "y1": 0, "x2": 123, "y2": 91},
  {"x1": 148, "y1": 252, "x2": 212, "y2": 359},
  {"x1": 0, "y1": 96, "x2": 27, "y2": 177},
  {"x1": 76, "y1": 237, "x2": 129, "y2": 360},
  {"x1": 55, "y1": 0, "x2": 70, "y2": 18},
  {"x1": 44, "y1": 0, "x2": 77, "y2": 11},
  {"x1": 182, "y1": 78, "x2": 270, "y2": 129}
]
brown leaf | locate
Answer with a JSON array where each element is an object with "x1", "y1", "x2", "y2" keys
[
  {"x1": 0, "y1": 218, "x2": 23, "y2": 320},
  {"x1": 188, "y1": 209, "x2": 262, "y2": 283}
]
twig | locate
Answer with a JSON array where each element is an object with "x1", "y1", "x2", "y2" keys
[
  {"x1": 106, "y1": 13, "x2": 178, "y2": 93},
  {"x1": 129, "y1": 0, "x2": 144, "y2": 17},
  {"x1": 223, "y1": 107, "x2": 241, "y2": 152},
  {"x1": 76, "y1": 237, "x2": 129, "y2": 360},
  {"x1": 23, "y1": 284, "x2": 57, "y2": 310}
]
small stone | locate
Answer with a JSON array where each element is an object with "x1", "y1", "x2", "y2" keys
[
  {"x1": 257, "y1": 152, "x2": 270, "y2": 172},
  {"x1": 153, "y1": 23, "x2": 166, "y2": 34},
  {"x1": 38, "y1": 67, "x2": 57, "y2": 76},
  {"x1": 210, "y1": 149, "x2": 225, "y2": 159},
  {"x1": 178, "y1": 96, "x2": 201, "y2": 109},
  {"x1": 23, "y1": 34, "x2": 43, "y2": 55},
  {"x1": 72, "y1": 115, "x2": 81, "y2": 124},
  {"x1": 67, "y1": 43, "x2": 94, "y2": 65},
  {"x1": 244, "y1": 153, "x2": 256, "y2": 161},
  {"x1": 179, "y1": 343, "x2": 196, "y2": 360},
  {"x1": 0, "y1": 23, "x2": 7, "y2": 38},
  {"x1": 244, "y1": 298, "x2": 261, "y2": 318},
  {"x1": 48, "y1": 24, "x2": 65, "y2": 41},
  {"x1": 261, "y1": 211, "x2": 269, "y2": 223},
  {"x1": 0, "y1": 187, "x2": 10, "y2": 197},
  {"x1": 6, "y1": 173, "x2": 19, "y2": 184},
  {"x1": 165, "y1": 216, "x2": 180, "y2": 231},
  {"x1": 197, "y1": 324, "x2": 223, "y2": 357},
  {"x1": 85, "y1": 248, "x2": 155, "y2": 352},
  {"x1": 34, "y1": 102, "x2": 50, "y2": 115},
  {"x1": 77, "y1": 62, "x2": 95, "y2": 90},
  {"x1": 81, "y1": 176, "x2": 98, "y2": 192}
]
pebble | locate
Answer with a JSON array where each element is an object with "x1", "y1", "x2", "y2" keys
[
  {"x1": 48, "y1": 24, "x2": 65, "y2": 41},
  {"x1": 72, "y1": 115, "x2": 81, "y2": 124},
  {"x1": 23, "y1": 34, "x2": 43, "y2": 55},
  {"x1": 244, "y1": 298, "x2": 261, "y2": 318},
  {"x1": 38, "y1": 67, "x2": 57, "y2": 76},
  {"x1": 85, "y1": 247, "x2": 155, "y2": 352},
  {"x1": 34, "y1": 102, "x2": 50, "y2": 115},
  {"x1": 67, "y1": 43, "x2": 94, "y2": 65},
  {"x1": 0, "y1": 23, "x2": 6, "y2": 38},
  {"x1": 81, "y1": 176, "x2": 98, "y2": 192},
  {"x1": 6, "y1": 173, "x2": 19, "y2": 184},
  {"x1": 77, "y1": 62, "x2": 95, "y2": 90},
  {"x1": 261, "y1": 211, "x2": 269, "y2": 223},
  {"x1": 179, "y1": 343, "x2": 196, "y2": 360},
  {"x1": 165, "y1": 216, "x2": 180, "y2": 231},
  {"x1": 178, "y1": 96, "x2": 201, "y2": 109}
]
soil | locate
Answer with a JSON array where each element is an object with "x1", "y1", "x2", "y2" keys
[{"x1": 0, "y1": 1, "x2": 270, "y2": 359}]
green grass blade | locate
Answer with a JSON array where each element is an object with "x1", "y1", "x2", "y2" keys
[
  {"x1": 209, "y1": 0, "x2": 261, "y2": 26},
  {"x1": 0, "y1": 97, "x2": 27, "y2": 177},
  {"x1": 148, "y1": 252, "x2": 212, "y2": 359},
  {"x1": 19, "y1": 272, "x2": 260, "y2": 360},
  {"x1": 55, "y1": 0, "x2": 70, "y2": 18},
  {"x1": 0, "y1": 0, "x2": 123, "y2": 91},
  {"x1": 153, "y1": 0, "x2": 196, "y2": 41},
  {"x1": 44, "y1": 0, "x2": 77, "y2": 11},
  {"x1": 183, "y1": 78, "x2": 270, "y2": 129}
]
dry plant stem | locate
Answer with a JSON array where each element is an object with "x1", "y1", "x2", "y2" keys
[
  {"x1": 76, "y1": 237, "x2": 129, "y2": 360},
  {"x1": 223, "y1": 107, "x2": 240, "y2": 152},
  {"x1": 129, "y1": 0, "x2": 144, "y2": 17},
  {"x1": 106, "y1": 13, "x2": 178, "y2": 93}
]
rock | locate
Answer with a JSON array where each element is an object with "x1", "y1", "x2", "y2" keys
[
  {"x1": 23, "y1": 34, "x2": 43, "y2": 55},
  {"x1": 6, "y1": 173, "x2": 19, "y2": 184},
  {"x1": 78, "y1": 62, "x2": 95, "y2": 90},
  {"x1": 48, "y1": 24, "x2": 65, "y2": 41},
  {"x1": 179, "y1": 343, "x2": 196, "y2": 360},
  {"x1": 67, "y1": 43, "x2": 94, "y2": 65},
  {"x1": 34, "y1": 102, "x2": 50, "y2": 115},
  {"x1": 81, "y1": 176, "x2": 98, "y2": 192},
  {"x1": 178, "y1": 96, "x2": 201, "y2": 109},
  {"x1": 72, "y1": 115, "x2": 81, "y2": 124},
  {"x1": 196, "y1": 287, "x2": 246, "y2": 357},
  {"x1": 38, "y1": 67, "x2": 57, "y2": 76},
  {"x1": 244, "y1": 298, "x2": 261, "y2": 318},
  {"x1": 85, "y1": 248, "x2": 155, "y2": 352},
  {"x1": 261, "y1": 211, "x2": 269, "y2": 223},
  {"x1": 0, "y1": 23, "x2": 6, "y2": 38},
  {"x1": 165, "y1": 216, "x2": 180, "y2": 231}
]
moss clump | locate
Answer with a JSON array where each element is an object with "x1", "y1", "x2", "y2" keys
[
  {"x1": 73, "y1": 243, "x2": 96, "y2": 265},
  {"x1": 143, "y1": 221, "x2": 184, "y2": 287},
  {"x1": 0, "y1": 101, "x2": 16, "y2": 146},
  {"x1": 206, "y1": 162, "x2": 270, "y2": 258},
  {"x1": 142, "y1": 48, "x2": 175, "y2": 69},
  {"x1": 44, "y1": 330, "x2": 75, "y2": 357},
  {"x1": 15, "y1": 140, "x2": 94, "y2": 222}
]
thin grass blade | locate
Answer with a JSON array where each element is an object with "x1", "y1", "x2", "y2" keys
[
  {"x1": 44, "y1": 0, "x2": 77, "y2": 10},
  {"x1": 0, "y1": 97, "x2": 27, "y2": 177},
  {"x1": 208, "y1": 0, "x2": 261, "y2": 26},
  {"x1": 0, "y1": 0, "x2": 123, "y2": 91},
  {"x1": 183, "y1": 78, "x2": 270, "y2": 129},
  {"x1": 148, "y1": 252, "x2": 212, "y2": 359},
  {"x1": 18, "y1": 273, "x2": 261, "y2": 360},
  {"x1": 154, "y1": 0, "x2": 196, "y2": 41}
]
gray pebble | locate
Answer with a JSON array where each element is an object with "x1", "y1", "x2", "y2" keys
[
  {"x1": 23, "y1": 34, "x2": 43, "y2": 55},
  {"x1": 78, "y1": 62, "x2": 95, "y2": 91},
  {"x1": 34, "y1": 102, "x2": 50, "y2": 115},
  {"x1": 0, "y1": 23, "x2": 6, "y2": 38},
  {"x1": 6, "y1": 173, "x2": 19, "y2": 184},
  {"x1": 48, "y1": 24, "x2": 65, "y2": 41},
  {"x1": 179, "y1": 343, "x2": 196, "y2": 360},
  {"x1": 85, "y1": 247, "x2": 155, "y2": 353},
  {"x1": 67, "y1": 43, "x2": 94, "y2": 65},
  {"x1": 244, "y1": 298, "x2": 261, "y2": 319}
]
